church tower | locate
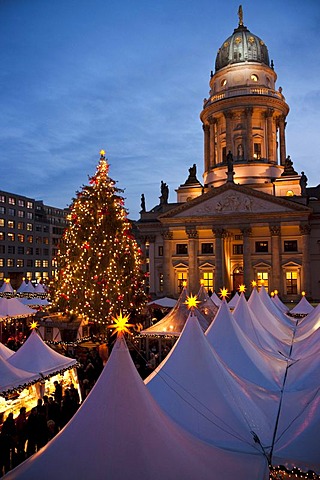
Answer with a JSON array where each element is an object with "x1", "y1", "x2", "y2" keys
[{"x1": 200, "y1": 7, "x2": 299, "y2": 195}]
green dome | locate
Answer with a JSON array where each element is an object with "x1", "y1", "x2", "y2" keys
[{"x1": 215, "y1": 24, "x2": 270, "y2": 72}]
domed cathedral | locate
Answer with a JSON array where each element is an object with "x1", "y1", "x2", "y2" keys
[{"x1": 137, "y1": 6, "x2": 320, "y2": 302}]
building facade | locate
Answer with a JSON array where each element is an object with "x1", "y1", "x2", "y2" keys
[
  {"x1": 0, "y1": 190, "x2": 68, "y2": 287},
  {"x1": 137, "y1": 10, "x2": 320, "y2": 302}
]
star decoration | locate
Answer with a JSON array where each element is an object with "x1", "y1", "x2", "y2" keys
[
  {"x1": 107, "y1": 311, "x2": 134, "y2": 336},
  {"x1": 251, "y1": 280, "x2": 257, "y2": 287},
  {"x1": 219, "y1": 287, "x2": 229, "y2": 299},
  {"x1": 238, "y1": 284, "x2": 246, "y2": 293},
  {"x1": 185, "y1": 294, "x2": 200, "y2": 310},
  {"x1": 29, "y1": 321, "x2": 39, "y2": 330}
]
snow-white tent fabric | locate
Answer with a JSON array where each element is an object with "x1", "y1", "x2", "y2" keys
[
  {"x1": 16, "y1": 280, "x2": 28, "y2": 294},
  {"x1": 0, "y1": 355, "x2": 40, "y2": 395},
  {"x1": 196, "y1": 284, "x2": 218, "y2": 323},
  {"x1": 4, "y1": 334, "x2": 269, "y2": 480},
  {"x1": 0, "y1": 342, "x2": 14, "y2": 360},
  {"x1": 146, "y1": 311, "x2": 276, "y2": 456},
  {"x1": 290, "y1": 295, "x2": 314, "y2": 315},
  {"x1": 8, "y1": 330, "x2": 76, "y2": 377},
  {"x1": 0, "y1": 297, "x2": 36, "y2": 319},
  {"x1": 34, "y1": 283, "x2": 47, "y2": 295},
  {"x1": 206, "y1": 298, "x2": 287, "y2": 388},
  {"x1": 211, "y1": 290, "x2": 222, "y2": 306},
  {"x1": 0, "y1": 280, "x2": 14, "y2": 294},
  {"x1": 258, "y1": 286, "x2": 293, "y2": 326},
  {"x1": 147, "y1": 297, "x2": 177, "y2": 308}
]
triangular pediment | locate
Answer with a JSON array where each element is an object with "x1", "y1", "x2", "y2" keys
[{"x1": 160, "y1": 183, "x2": 311, "y2": 219}]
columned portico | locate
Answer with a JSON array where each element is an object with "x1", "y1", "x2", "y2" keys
[
  {"x1": 269, "y1": 224, "x2": 281, "y2": 292},
  {"x1": 241, "y1": 226, "x2": 252, "y2": 288},
  {"x1": 186, "y1": 227, "x2": 199, "y2": 294},
  {"x1": 213, "y1": 228, "x2": 224, "y2": 291},
  {"x1": 299, "y1": 223, "x2": 311, "y2": 294},
  {"x1": 162, "y1": 230, "x2": 173, "y2": 296}
]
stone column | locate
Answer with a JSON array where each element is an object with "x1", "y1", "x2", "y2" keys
[
  {"x1": 266, "y1": 108, "x2": 274, "y2": 162},
  {"x1": 241, "y1": 227, "x2": 252, "y2": 289},
  {"x1": 245, "y1": 107, "x2": 253, "y2": 161},
  {"x1": 186, "y1": 227, "x2": 199, "y2": 294},
  {"x1": 278, "y1": 115, "x2": 287, "y2": 167},
  {"x1": 162, "y1": 230, "x2": 173, "y2": 296},
  {"x1": 203, "y1": 124, "x2": 210, "y2": 172},
  {"x1": 269, "y1": 225, "x2": 281, "y2": 293},
  {"x1": 213, "y1": 228, "x2": 224, "y2": 291},
  {"x1": 299, "y1": 223, "x2": 311, "y2": 294},
  {"x1": 224, "y1": 111, "x2": 233, "y2": 155},
  {"x1": 209, "y1": 117, "x2": 217, "y2": 168},
  {"x1": 147, "y1": 236, "x2": 156, "y2": 296}
]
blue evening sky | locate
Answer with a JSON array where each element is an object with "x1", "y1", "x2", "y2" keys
[{"x1": 0, "y1": 0, "x2": 319, "y2": 219}]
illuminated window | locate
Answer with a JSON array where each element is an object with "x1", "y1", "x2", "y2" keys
[
  {"x1": 0, "y1": 232, "x2": 4, "y2": 240},
  {"x1": 0, "y1": 219, "x2": 4, "y2": 227},
  {"x1": 27, "y1": 235, "x2": 33, "y2": 243},
  {"x1": 8, "y1": 197, "x2": 15, "y2": 205},
  {"x1": 202, "y1": 271, "x2": 214, "y2": 291},
  {"x1": 18, "y1": 210, "x2": 25, "y2": 218},
  {"x1": 0, "y1": 259, "x2": 3, "y2": 267},
  {"x1": 18, "y1": 234, "x2": 25, "y2": 242},
  {"x1": 177, "y1": 271, "x2": 187, "y2": 292},
  {"x1": 43, "y1": 237, "x2": 49, "y2": 245},
  {"x1": 17, "y1": 259, "x2": 24, "y2": 267},
  {"x1": 257, "y1": 272, "x2": 269, "y2": 290},
  {"x1": 26, "y1": 223, "x2": 33, "y2": 231},
  {"x1": 0, "y1": 195, "x2": 5, "y2": 203},
  {"x1": 7, "y1": 258, "x2": 14, "y2": 267},
  {"x1": 201, "y1": 243, "x2": 214, "y2": 254},
  {"x1": 251, "y1": 74, "x2": 258, "y2": 82},
  {"x1": 286, "y1": 271, "x2": 298, "y2": 295},
  {"x1": 255, "y1": 241, "x2": 268, "y2": 253},
  {"x1": 35, "y1": 260, "x2": 41, "y2": 268},
  {"x1": 18, "y1": 199, "x2": 25, "y2": 207},
  {"x1": 221, "y1": 79, "x2": 227, "y2": 87},
  {"x1": 42, "y1": 260, "x2": 49, "y2": 268},
  {"x1": 8, "y1": 233, "x2": 15, "y2": 241},
  {"x1": 18, "y1": 222, "x2": 24, "y2": 229},
  {"x1": 7, "y1": 220, "x2": 14, "y2": 229},
  {"x1": 27, "y1": 201, "x2": 33, "y2": 209},
  {"x1": 26, "y1": 212, "x2": 33, "y2": 219}
]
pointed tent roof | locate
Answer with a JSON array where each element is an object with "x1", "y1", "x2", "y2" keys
[
  {"x1": 0, "y1": 342, "x2": 14, "y2": 360},
  {"x1": 8, "y1": 330, "x2": 76, "y2": 377},
  {"x1": 0, "y1": 280, "x2": 14, "y2": 294},
  {"x1": 34, "y1": 283, "x2": 47, "y2": 294},
  {"x1": 141, "y1": 286, "x2": 209, "y2": 336},
  {"x1": 228, "y1": 291, "x2": 240, "y2": 309},
  {"x1": 290, "y1": 294, "x2": 314, "y2": 315},
  {"x1": 0, "y1": 355, "x2": 41, "y2": 395},
  {"x1": 211, "y1": 290, "x2": 222, "y2": 306},
  {"x1": 206, "y1": 297, "x2": 287, "y2": 388},
  {"x1": 272, "y1": 293, "x2": 289, "y2": 314},
  {"x1": 0, "y1": 297, "x2": 36, "y2": 319},
  {"x1": 196, "y1": 284, "x2": 218, "y2": 323},
  {"x1": 147, "y1": 297, "x2": 177, "y2": 308},
  {"x1": 259, "y1": 285, "x2": 293, "y2": 326},
  {"x1": 145, "y1": 311, "x2": 275, "y2": 456},
  {"x1": 4, "y1": 334, "x2": 268, "y2": 480}
]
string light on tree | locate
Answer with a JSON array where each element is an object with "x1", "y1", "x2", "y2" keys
[{"x1": 50, "y1": 150, "x2": 147, "y2": 327}]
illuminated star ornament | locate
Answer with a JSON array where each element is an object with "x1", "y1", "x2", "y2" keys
[
  {"x1": 238, "y1": 284, "x2": 246, "y2": 293},
  {"x1": 219, "y1": 287, "x2": 229, "y2": 299},
  {"x1": 185, "y1": 294, "x2": 200, "y2": 310},
  {"x1": 251, "y1": 280, "x2": 257, "y2": 287},
  {"x1": 29, "y1": 320, "x2": 39, "y2": 330},
  {"x1": 108, "y1": 311, "x2": 134, "y2": 336}
]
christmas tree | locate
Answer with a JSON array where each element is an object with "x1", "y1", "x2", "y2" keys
[{"x1": 51, "y1": 150, "x2": 146, "y2": 326}]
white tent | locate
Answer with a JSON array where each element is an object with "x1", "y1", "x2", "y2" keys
[
  {"x1": 0, "y1": 342, "x2": 14, "y2": 360},
  {"x1": 290, "y1": 294, "x2": 314, "y2": 316},
  {"x1": 8, "y1": 330, "x2": 76, "y2": 377},
  {"x1": 0, "y1": 297, "x2": 36, "y2": 319},
  {"x1": 272, "y1": 293, "x2": 289, "y2": 314},
  {"x1": 196, "y1": 284, "x2": 218, "y2": 323},
  {"x1": 0, "y1": 280, "x2": 14, "y2": 296},
  {"x1": 146, "y1": 311, "x2": 276, "y2": 456},
  {"x1": 227, "y1": 291, "x2": 240, "y2": 309},
  {"x1": 141, "y1": 286, "x2": 209, "y2": 336},
  {"x1": 147, "y1": 297, "x2": 177, "y2": 308},
  {"x1": 0, "y1": 355, "x2": 40, "y2": 395},
  {"x1": 258, "y1": 285, "x2": 293, "y2": 326},
  {"x1": 211, "y1": 290, "x2": 222, "y2": 306},
  {"x1": 206, "y1": 297, "x2": 287, "y2": 388},
  {"x1": 3, "y1": 334, "x2": 269, "y2": 480}
]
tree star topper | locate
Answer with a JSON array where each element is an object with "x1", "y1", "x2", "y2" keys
[
  {"x1": 185, "y1": 294, "x2": 200, "y2": 310},
  {"x1": 107, "y1": 311, "x2": 134, "y2": 336}
]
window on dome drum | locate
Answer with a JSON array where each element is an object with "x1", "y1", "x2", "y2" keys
[
  {"x1": 201, "y1": 243, "x2": 214, "y2": 254},
  {"x1": 253, "y1": 143, "x2": 261, "y2": 159},
  {"x1": 251, "y1": 74, "x2": 258, "y2": 82},
  {"x1": 176, "y1": 244, "x2": 188, "y2": 255},
  {"x1": 177, "y1": 271, "x2": 187, "y2": 292},
  {"x1": 221, "y1": 79, "x2": 227, "y2": 87},
  {"x1": 202, "y1": 271, "x2": 214, "y2": 291},
  {"x1": 286, "y1": 271, "x2": 298, "y2": 295},
  {"x1": 255, "y1": 241, "x2": 268, "y2": 253},
  {"x1": 284, "y1": 240, "x2": 298, "y2": 252},
  {"x1": 233, "y1": 244, "x2": 243, "y2": 255},
  {"x1": 257, "y1": 272, "x2": 268, "y2": 290}
]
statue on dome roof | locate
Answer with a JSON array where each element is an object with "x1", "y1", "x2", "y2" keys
[{"x1": 238, "y1": 5, "x2": 244, "y2": 26}]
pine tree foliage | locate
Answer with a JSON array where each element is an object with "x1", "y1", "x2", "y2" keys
[{"x1": 51, "y1": 151, "x2": 146, "y2": 325}]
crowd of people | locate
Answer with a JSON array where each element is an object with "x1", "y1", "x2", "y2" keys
[{"x1": 0, "y1": 349, "x2": 104, "y2": 477}]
